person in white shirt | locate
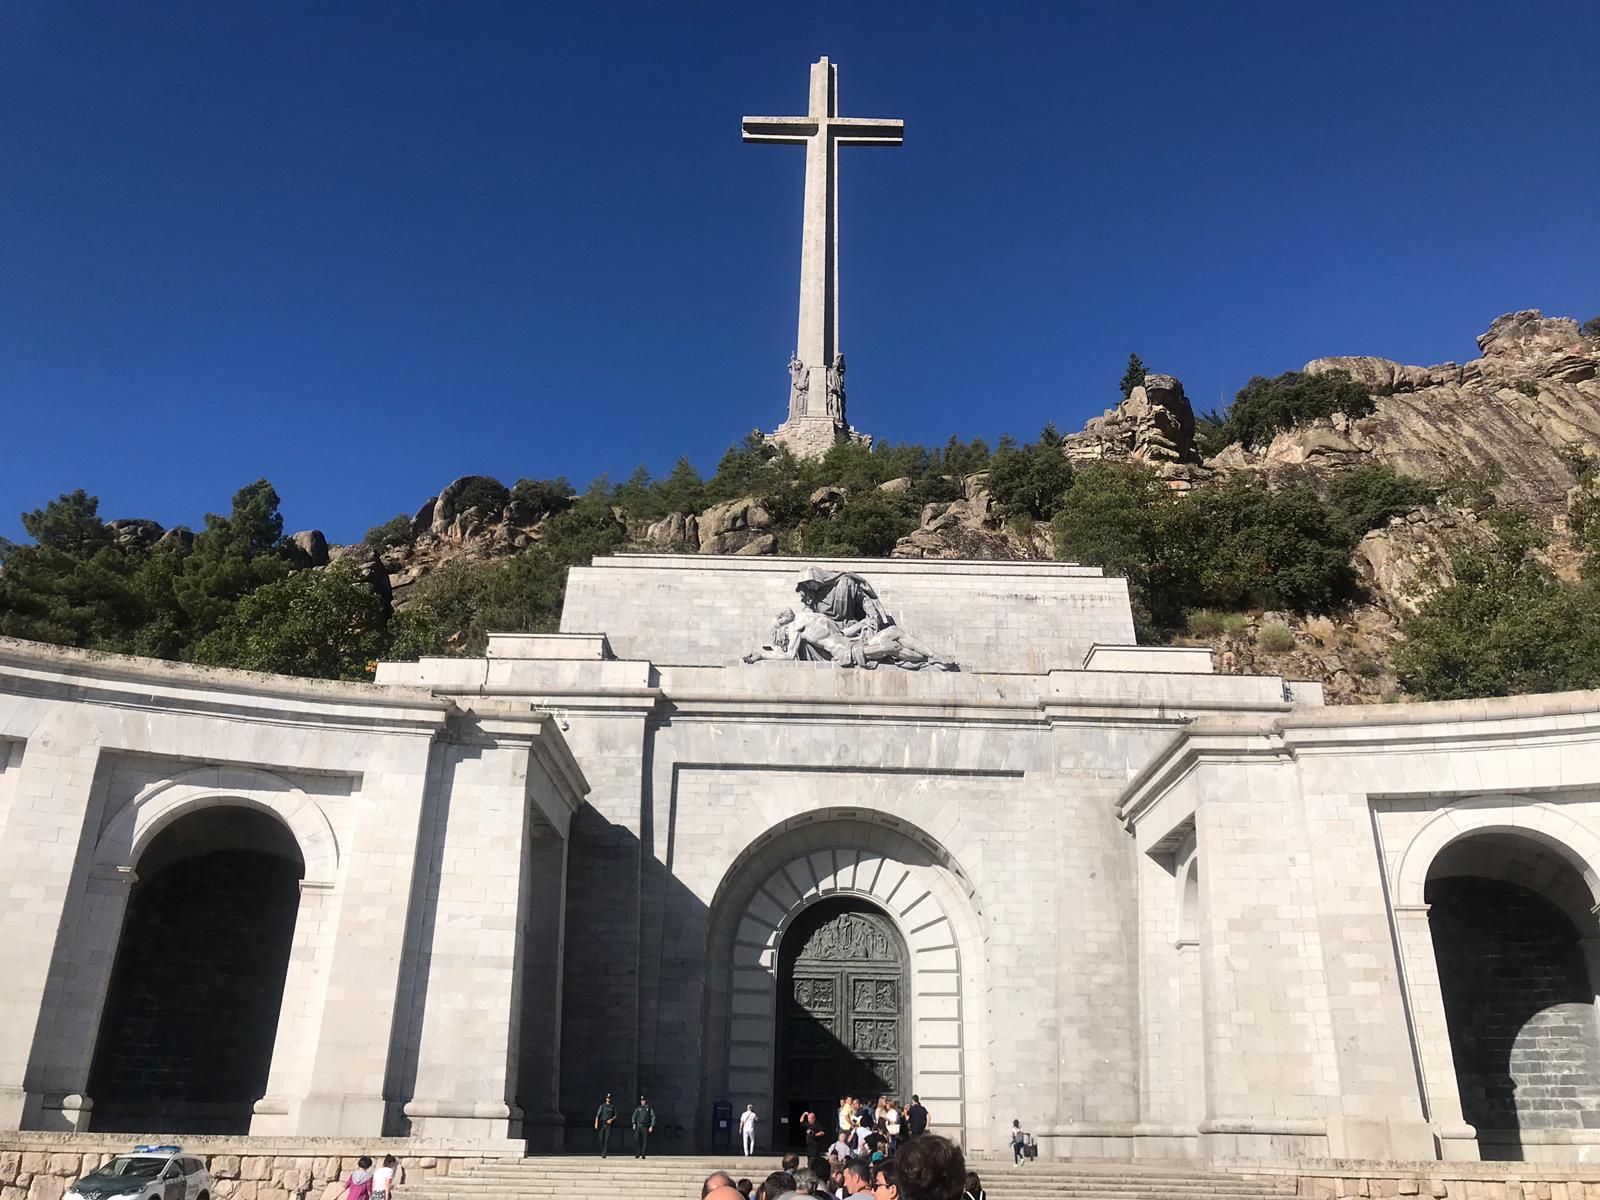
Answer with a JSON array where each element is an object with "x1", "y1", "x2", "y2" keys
[
  {"x1": 739, "y1": 1104, "x2": 758, "y2": 1156},
  {"x1": 371, "y1": 1157, "x2": 398, "y2": 1200}
]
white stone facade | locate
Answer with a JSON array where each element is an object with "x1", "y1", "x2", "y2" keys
[{"x1": 2, "y1": 553, "x2": 1599, "y2": 1168}]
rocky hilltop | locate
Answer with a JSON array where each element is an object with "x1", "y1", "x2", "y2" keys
[{"x1": 314, "y1": 310, "x2": 1597, "y2": 700}]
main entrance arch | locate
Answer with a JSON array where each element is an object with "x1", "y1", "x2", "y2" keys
[
  {"x1": 777, "y1": 898, "x2": 909, "y2": 1136},
  {"x1": 701, "y1": 809, "x2": 989, "y2": 1151}
]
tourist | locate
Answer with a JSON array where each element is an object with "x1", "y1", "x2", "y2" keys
[
  {"x1": 336, "y1": 1158, "x2": 374, "y2": 1200},
  {"x1": 894, "y1": 1136, "x2": 964, "y2": 1200},
  {"x1": 594, "y1": 1092, "x2": 618, "y2": 1157},
  {"x1": 1009, "y1": 1118, "x2": 1027, "y2": 1165},
  {"x1": 781, "y1": 1154, "x2": 801, "y2": 1173},
  {"x1": 757, "y1": 1170, "x2": 795, "y2": 1200},
  {"x1": 962, "y1": 1171, "x2": 985, "y2": 1200},
  {"x1": 885, "y1": 1101, "x2": 902, "y2": 1155},
  {"x1": 871, "y1": 1162, "x2": 899, "y2": 1200},
  {"x1": 371, "y1": 1156, "x2": 398, "y2": 1200},
  {"x1": 837, "y1": 1096, "x2": 853, "y2": 1137},
  {"x1": 705, "y1": 1187, "x2": 743, "y2": 1200},
  {"x1": 905, "y1": 1095, "x2": 928, "y2": 1140},
  {"x1": 801, "y1": 1106, "x2": 830, "y2": 1169},
  {"x1": 702, "y1": 1171, "x2": 735, "y2": 1196},
  {"x1": 828, "y1": 1130, "x2": 852, "y2": 1163},
  {"x1": 740, "y1": 1104, "x2": 759, "y2": 1156},
  {"x1": 791, "y1": 1166, "x2": 826, "y2": 1198},
  {"x1": 736, "y1": 1180, "x2": 753, "y2": 1199},
  {"x1": 631, "y1": 1093, "x2": 656, "y2": 1158},
  {"x1": 841, "y1": 1161, "x2": 873, "y2": 1196}
]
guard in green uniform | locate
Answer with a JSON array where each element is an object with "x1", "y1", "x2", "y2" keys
[
  {"x1": 631, "y1": 1094, "x2": 656, "y2": 1159},
  {"x1": 594, "y1": 1093, "x2": 618, "y2": 1157}
]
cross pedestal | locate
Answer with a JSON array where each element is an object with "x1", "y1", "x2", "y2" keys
[{"x1": 744, "y1": 57, "x2": 902, "y2": 456}]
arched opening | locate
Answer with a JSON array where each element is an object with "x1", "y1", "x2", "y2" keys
[
  {"x1": 1426, "y1": 832, "x2": 1600, "y2": 1160},
  {"x1": 775, "y1": 896, "x2": 910, "y2": 1148},
  {"x1": 88, "y1": 806, "x2": 305, "y2": 1133}
]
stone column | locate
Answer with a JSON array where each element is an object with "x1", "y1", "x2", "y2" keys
[
  {"x1": 1399, "y1": 903, "x2": 1478, "y2": 1160},
  {"x1": 0, "y1": 713, "x2": 103, "y2": 1131},
  {"x1": 516, "y1": 831, "x2": 569, "y2": 1151},
  {"x1": 404, "y1": 716, "x2": 576, "y2": 1144},
  {"x1": 19, "y1": 863, "x2": 137, "y2": 1131},
  {"x1": 286, "y1": 733, "x2": 437, "y2": 1136},
  {"x1": 250, "y1": 881, "x2": 337, "y2": 1134}
]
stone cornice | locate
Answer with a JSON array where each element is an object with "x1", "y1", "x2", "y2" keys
[{"x1": 0, "y1": 635, "x2": 453, "y2": 734}]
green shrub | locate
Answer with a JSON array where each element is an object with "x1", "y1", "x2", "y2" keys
[
  {"x1": 1256, "y1": 622, "x2": 1296, "y2": 653},
  {"x1": 987, "y1": 427, "x2": 1074, "y2": 520},
  {"x1": 1328, "y1": 465, "x2": 1437, "y2": 538},
  {"x1": 365, "y1": 514, "x2": 412, "y2": 552},
  {"x1": 511, "y1": 476, "x2": 575, "y2": 519},
  {"x1": 451, "y1": 476, "x2": 510, "y2": 517},
  {"x1": 193, "y1": 563, "x2": 386, "y2": 680},
  {"x1": 1187, "y1": 609, "x2": 1227, "y2": 637},
  {"x1": 1396, "y1": 548, "x2": 1600, "y2": 700},
  {"x1": 1512, "y1": 380, "x2": 1539, "y2": 398},
  {"x1": 802, "y1": 494, "x2": 919, "y2": 557},
  {"x1": 1185, "y1": 480, "x2": 1360, "y2": 613},
  {"x1": 1581, "y1": 316, "x2": 1600, "y2": 340},
  {"x1": 1213, "y1": 369, "x2": 1374, "y2": 449}
]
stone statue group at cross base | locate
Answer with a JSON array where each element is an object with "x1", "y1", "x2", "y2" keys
[{"x1": 743, "y1": 568, "x2": 958, "y2": 671}]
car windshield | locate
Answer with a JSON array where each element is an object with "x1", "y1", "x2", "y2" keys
[{"x1": 101, "y1": 1159, "x2": 167, "y2": 1179}]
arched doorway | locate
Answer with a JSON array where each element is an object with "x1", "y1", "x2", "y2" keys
[
  {"x1": 776, "y1": 897, "x2": 910, "y2": 1144},
  {"x1": 87, "y1": 807, "x2": 304, "y2": 1133},
  {"x1": 1426, "y1": 832, "x2": 1600, "y2": 1160}
]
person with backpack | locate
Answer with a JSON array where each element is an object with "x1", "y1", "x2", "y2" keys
[
  {"x1": 631, "y1": 1094, "x2": 656, "y2": 1158},
  {"x1": 1010, "y1": 1119, "x2": 1028, "y2": 1166}
]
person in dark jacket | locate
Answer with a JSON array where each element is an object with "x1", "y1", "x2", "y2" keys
[
  {"x1": 905, "y1": 1095, "x2": 929, "y2": 1138},
  {"x1": 594, "y1": 1093, "x2": 617, "y2": 1157},
  {"x1": 631, "y1": 1094, "x2": 656, "y2": 1158}
]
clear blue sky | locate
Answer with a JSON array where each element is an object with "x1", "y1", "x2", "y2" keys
[{"x1": 3, "y1": 1, "x2": 1597, "y2": 544}]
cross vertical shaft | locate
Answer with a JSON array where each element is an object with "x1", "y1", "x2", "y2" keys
[{"x1": 743, "y1": 58, "x2": 903, "y2": 445}]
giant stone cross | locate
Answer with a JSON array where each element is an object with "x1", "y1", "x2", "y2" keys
[{"x1": 744, "y1": 58, "x2": 903, "y2": 457}]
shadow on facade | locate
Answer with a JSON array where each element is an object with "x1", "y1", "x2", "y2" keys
[{"x1": 1427, "y1": 834, "x2": 1600, "y2": 1161}]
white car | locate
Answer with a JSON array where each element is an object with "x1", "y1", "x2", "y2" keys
[{"x1": 66, "y1": 1146, "x2": 210, "y2": 1200}]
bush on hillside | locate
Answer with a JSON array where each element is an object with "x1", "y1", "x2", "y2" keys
[
  {"x1": 192, "y1": 563, "x2": 387, "y2": 680},
  {"x1": 511, "y1": 476, "x2": 576, "y2": 519},
  {"x1": 987, "y1": 427, "x2": 1074, "y2": 520},
  {"x1": 1396, "y1": 547, "x2": 1600, "y2": 700},
  {"x1": 1256, "y1": 623, "x2": 1296, "y2": 653},
  {"x1": 1327, "y1": 465, "x2": 1438, "y2": 539},
  {"x1": 365, "y1": 514, "x2": 412, "y2": 552},
  {"x1": 1210, "y1": 369, "x2": 1374, "y2": 450},
  {"x1": 1582, "y1": 316, "x2": 1600, "y2": 340},
  {"x1": 802, "y1": 494, "x2": 920, "y2": 558},
  {"x1": 451, "y1": 476, "x2": 510, "y2": 517}
]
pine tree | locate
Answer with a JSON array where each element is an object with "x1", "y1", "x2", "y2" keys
[{"x1": 1119, "y1": 353, "x2": 1147, "y2": 400}]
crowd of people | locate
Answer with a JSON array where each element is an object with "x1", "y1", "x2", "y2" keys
[
  {"x1": 695, "y1": 1094, "x2": 985, "y2": 1200},
  {"x1": 699, "y1": 1133, "x2": 981, "y2": 1200}
]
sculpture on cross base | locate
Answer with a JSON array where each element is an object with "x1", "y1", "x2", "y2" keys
[
  {"x1": 742, "y1": 568, "x2": 957, "y2": 671},
  {"x1": 788, "y1": 353, "x2": 811, "y2": 417},
  {"x1": 825, "y1": 354, "x2": 846, "y2": 422}
]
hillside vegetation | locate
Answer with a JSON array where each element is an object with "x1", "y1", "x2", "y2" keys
[{"x1": 3, "y1": 310, "x2": 1598, "y2": 703}]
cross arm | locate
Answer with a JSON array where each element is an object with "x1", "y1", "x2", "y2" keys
[
  {"x1": 742, "y1": 115, "x2": 818, "y2": 144},
  {"x1": 829, "y1": 117, "x2": 904, "y2": 147}
]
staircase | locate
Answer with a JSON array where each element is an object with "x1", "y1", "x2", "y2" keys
[{"x1": 408, "y1": 1155, "x2": 1301, "y2": 1199}]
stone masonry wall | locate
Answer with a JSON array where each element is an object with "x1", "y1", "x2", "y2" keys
[{"x1": 0, "y1": 1138, "x2": 487, "y2": 1200}]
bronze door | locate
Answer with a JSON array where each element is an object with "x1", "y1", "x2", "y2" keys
[{"x1": 778, "y1": 901, "x2": 909, "y2": 1127}]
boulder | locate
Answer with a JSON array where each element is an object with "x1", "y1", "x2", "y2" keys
[
  {"x1": 290, "y1": 530, "x2": 329, "y2": 567},
  {"x1": 1476, "y1": 309, "x2": 1588, "y2": 360},
  {"x1": 1061, "y1": 373, "x2": 1199, "y2": 465},
  {"x1": 877, "y1": 477, "x2": 913, "y2": 494},
  {"x1": 642, "y1": 512, "x2": 699, "y2": 550},
  {"x1": 107, "y1": 518, "x2": 164, "y2": 551},
  {"x1": 697, "y1": 497, "x2": 776, "y2": 555},
  {"x1": 1303, "y1": 356, "x2": 1432, "y2": 397},
  {"x1": 809, "y1": 486, "x2": 847, "y2": 516},
  {"x1": 410, "y1": 497, "x2": 437, "y2": 539},
  {"x1": 154, "y1": 525, "x2": 194, "y2": 552}
]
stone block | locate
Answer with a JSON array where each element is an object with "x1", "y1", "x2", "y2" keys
[
  {"x1": 27, "y1": 1177, "x2": 65, "y2": 1200},
  {"x1": 212, "y1": 1158, "x2": 241, "y2": 1182},
  {"x1": 241, "y1": 1161, "x2": 270, "y2": 1184},
  {"x1": 0, "y1": 1158, "x2": 17, "y2": 1188},
  {"x1": 44, "y1": 1159, "x2": 76, "y2": 1181},
  {"x1": 14, "y1": 1163, "x2": 42, "y2": 1183}
]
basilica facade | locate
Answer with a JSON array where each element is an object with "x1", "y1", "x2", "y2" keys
[{"x1": 2, "y1": 553, "x2": 1599, "y2": 1165}]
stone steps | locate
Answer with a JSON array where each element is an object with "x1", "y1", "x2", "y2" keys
[{"x1": 406, "y1": 1156, "x2": 1298, "y2": 1200}]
